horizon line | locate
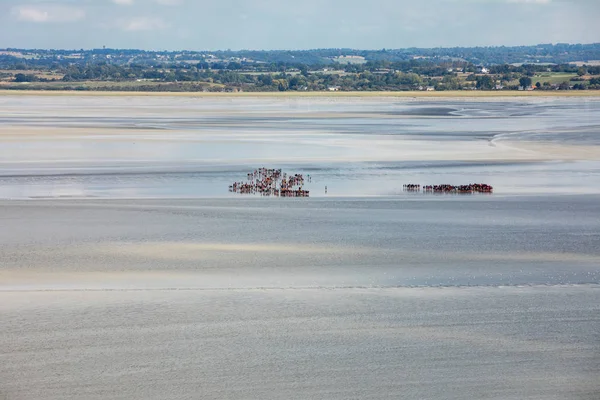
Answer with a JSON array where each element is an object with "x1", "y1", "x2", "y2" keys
[{"x1": 2, "y1": 42, "x2": 600, "y2": 53}]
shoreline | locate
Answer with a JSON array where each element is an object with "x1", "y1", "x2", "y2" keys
[{"x1": 2, "y1": 89, "x2": 600, "y2": 98}]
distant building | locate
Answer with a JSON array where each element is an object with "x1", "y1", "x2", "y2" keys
[
  {"x1": 480, "y1": 67, "x2": 490, "y2": 74},
  {"x1": 328, "y1": 86, "x2": 340, "y2": 91},
  {"x1": 426, "y1": 86, "x2": 435, "y2": 91}
]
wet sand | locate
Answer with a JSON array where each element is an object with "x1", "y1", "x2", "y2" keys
[
  {"x1": 1, "y1": 196, "x2": 599, "y2": 399},
  {"x1": 2, "y1": 196, "x2": 600, "y2": 287},
  {"x1": 2, "y1": 286, "x2": 599, "y2": 400},
  {"x1": 1, "y1": 96, "x2": 599, "y2": 399},
  {"x1": 3, "y1": 89, "x2": 600, "y2": 97},
  {"x1": 1, "y1": 96, "x2": 600, "y2": 198}
]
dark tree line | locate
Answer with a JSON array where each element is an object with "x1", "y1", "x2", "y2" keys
[{"x1": 4, "y1": 47, "x2": 600, "y2": 92}]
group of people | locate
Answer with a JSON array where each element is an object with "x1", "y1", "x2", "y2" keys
[
  {"x1": 403, "y1": 184, "x2": 421, "y2": 191},
  {"x1": 230, "y1": 170, "x2": 493, "y2": 196},
  {"x1": 404, "y1": 183, "x2": 494, "y2": 193},
  {"x1": 230, "y1": 168, "x2": 310, "y2": 197}
]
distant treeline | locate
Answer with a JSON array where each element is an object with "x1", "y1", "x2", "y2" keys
[
  {"x1": 8, "y1": 59, "x2": 600, "y2": 78},
  {"x1": 7, "y1": 60, "x2": 600, "y2": 92},
  {"x1": 2, "y1": 43, "x2": 600, "y2": 65},
  {"x1": 3, "y1": 44, "x2": 600, "y2": 92}
]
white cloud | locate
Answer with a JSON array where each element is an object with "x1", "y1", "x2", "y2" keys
[
  {"x1": 119, "y1": 17, "x2": 168, "y2": 31},
  {"x1": 11, "y1": 5, "x2": 86, "y2": 23},
  {"x1": 112, "y1": 0, "x2": 135, "y2": 5}
]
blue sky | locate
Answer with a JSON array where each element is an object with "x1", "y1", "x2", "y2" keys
[{"x1": 1, "y1": 0, "x2": 599, "y2": 50}]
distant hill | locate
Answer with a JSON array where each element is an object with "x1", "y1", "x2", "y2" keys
[{"x1": 2, "y1": 43, "x2": 600, "y2": 66}]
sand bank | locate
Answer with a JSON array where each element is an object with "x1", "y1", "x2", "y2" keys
[
  {"x1": 494, "y1": 140, "x2": 600, "y2": 161},
  {"x1": 1, "y1": 126, "x2": 598, "y2": 163},
  {"x1": 2, "y1": 89, "x2": 600, "y2": 98}
]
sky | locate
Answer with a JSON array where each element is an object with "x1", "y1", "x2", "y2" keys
[{"x1": 1, "y1": 0, "x2": 599, "y2": 50}]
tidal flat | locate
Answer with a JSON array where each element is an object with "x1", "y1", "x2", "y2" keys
[{"x1": 1, "y1": 96, "x2": 599, "y2": 399}]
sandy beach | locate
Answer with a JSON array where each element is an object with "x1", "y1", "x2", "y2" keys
[{"x1": 1, "y1": 95, "x2": 599, "y2": 399}]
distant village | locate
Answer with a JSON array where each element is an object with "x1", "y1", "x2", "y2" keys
[{"x1": 1, "y1": 44, "x2": 599, "y2": 92}]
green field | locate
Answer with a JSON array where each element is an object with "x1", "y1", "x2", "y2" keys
[
  {"x1": 1, "y1": 80, "x2": 226, "y2": 91},
  {"x1": 532, "y1": 73, "x2": 577, "y2": 84}
]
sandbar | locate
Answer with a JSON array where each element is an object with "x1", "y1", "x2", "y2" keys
[{"x1": 2, "y1": 89, "x2": 600, "y2": 98}]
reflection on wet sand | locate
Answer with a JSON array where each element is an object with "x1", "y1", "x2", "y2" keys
[
  {"x1": 1, "y1": 285, "x2": 599, "y2": 400},
  {"x1": 1, "y1": 96, "x2": 600, "y2": 400},
  {"x1": 1, "y1": 96, "x2": 600, "y2": 200}
]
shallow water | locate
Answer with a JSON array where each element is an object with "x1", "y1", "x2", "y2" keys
[
  {"x1": 1, "y1": 96, "x2": 600, "y2": 199},
  {"x1": 1, "y1": 196, "x2": 599, "y2": 287},
  {"x1": 2, "y1": 286, "x2": 599, "y2": 400},
  {"x1": 1, "y1": 96, "x2": 599, "y2": 399}
]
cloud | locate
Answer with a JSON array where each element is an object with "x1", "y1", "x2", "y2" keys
[
  {"x1": 11, "y1": 5, "x2": 86, "y2": 23},
  {"x1": 119, "y1": 17, "x2": 168, "y2": 31},
  {"x1": 112, "y1": 0, "x2": 135, "y2": 5},
  {"x1": 3, "y1": 0, "x2": 598, "y2": 50}
]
